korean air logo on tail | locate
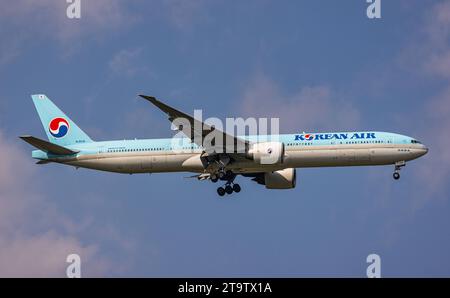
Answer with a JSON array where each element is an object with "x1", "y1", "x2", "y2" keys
[{"x1": 49, "y1": 117, "x2": 70, "y2": 138}]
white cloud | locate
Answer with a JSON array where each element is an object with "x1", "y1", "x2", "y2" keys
[
  {"x1": 108, "y1": 48, "x2": 150, "y2": 78},
  {"x1": 396, "y1": 0, "x2": 450, "y2": 207},
  {"x1": 402, "y1": 0, "x2": 450, "y2": 79},
  {"x1": 163, "y1": 0, "x2": 208, "y2": 31},
  {"x1": 0, "y1": 131, "x2": 111, "y2": 277},
  {"x1": 424, "y1": 0, "x2": 450, "y2": 46},
  {"x1": 0, "y1": 0, "x2": 134, "y2": 64},
  {"x1": 0, "y1": 233, "x2": 102, "y2": 278},
  {"x1": 0, "y1": 0, "x2": 211, "y2": 67},
  {"x1": 239, "y1": 73, "x2": 360, "y2": 132},
  {"x1": 1, "y1": 0, "x2": 130, "y2": 40},
  {"x1": 411, "y1": 87, "x2": 450, "y2": 207},
  {"x1": 0, "y1": 38, "x2": 22, "y2": 67}
]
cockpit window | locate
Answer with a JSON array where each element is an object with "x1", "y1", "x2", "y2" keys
[{"x1": 411, "y1": 139, "x2": 421, "y2": 144}]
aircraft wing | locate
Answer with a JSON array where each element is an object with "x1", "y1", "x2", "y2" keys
[{"x1": 139, "y1": 95, "x2": 250, "y2": 156}]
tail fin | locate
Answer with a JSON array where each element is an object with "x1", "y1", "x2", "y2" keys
[{"x1": 31, "y1": 94, "x2": 93, "y2": 146}]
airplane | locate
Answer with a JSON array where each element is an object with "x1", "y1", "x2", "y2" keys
[{"x1": 20, "y1": 94, "x2": 428, "y2": 196}]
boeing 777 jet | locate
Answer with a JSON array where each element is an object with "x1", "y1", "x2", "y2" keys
[{"x1": 21, "y1": 94, "x2": 428, "y2": 196}]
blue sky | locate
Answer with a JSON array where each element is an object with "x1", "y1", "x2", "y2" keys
[{"x1": 1, "y1": 0, "x2": 450, "y2": 277}]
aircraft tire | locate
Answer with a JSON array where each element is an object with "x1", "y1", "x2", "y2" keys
[
  {"x1": 217, "y1": 187, "x2": 226, "y2": 196},
  {"x1": 225, "y1": 185, "x2": 233, "y2": 194}
]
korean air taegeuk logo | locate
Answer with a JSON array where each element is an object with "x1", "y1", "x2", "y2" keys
[{"x1": 49, "y1": 117, "x2": 70, "y2": 138}]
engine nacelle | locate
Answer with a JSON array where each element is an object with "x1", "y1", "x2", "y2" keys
[
  {"x1": 264, "y1": 168, "x2": 296, "y2": 189},
  {"x1": 247, "y1": 142, "x2": 285, "y2": 165}
]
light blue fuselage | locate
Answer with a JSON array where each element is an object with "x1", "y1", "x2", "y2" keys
[{"x1": 32, "y1": 131, "x2": 428, "y2": 174}]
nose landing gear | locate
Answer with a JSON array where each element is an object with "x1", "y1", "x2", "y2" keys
[{"x1": 393, "y1": 161, "x2": 406, "y2": 180}]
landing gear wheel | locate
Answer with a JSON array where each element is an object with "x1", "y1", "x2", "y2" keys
[
  {"x1": 393, "y1": 161, "x2": 405, "y2": 180},
  {"x1": 217, "y1": 187, "x2": 226, "y2": 196},
  {"x1": 211, "y1": 175, "x2": 218, "y2": 183},
  {"x1": 393, "y1": 172, "x2": 400, "y2": 180},
  {"x1": 232, "y1": 184, "x2": 241, "y2": 193},
  {"x1": 218, "y1": 171, "x2": 225, "y2": 179},
  {"x1": 225, "y1": 185, "x2": 233, "y2": 194}
]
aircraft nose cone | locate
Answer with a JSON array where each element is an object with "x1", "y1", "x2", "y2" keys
[{"x1": 419, "y1": 146, "x2": 428, "y2": 157}]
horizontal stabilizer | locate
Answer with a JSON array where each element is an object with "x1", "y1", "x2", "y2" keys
[{"x1": 20, "y1": 135, "x2": 78, "y2": 155}]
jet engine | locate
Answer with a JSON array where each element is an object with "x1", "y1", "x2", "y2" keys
[
  {"x1": 246, "y1": 142, "x2": 285, "y2": 165},
  {"x1": 264, "y1": 168, "x2": 296, "y2": 189}
]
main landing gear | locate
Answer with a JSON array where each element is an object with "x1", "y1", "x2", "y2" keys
[
  {"x1": 393, "y1": 161, "x2": 406, "y2": 180},
  {"x1": 210, "y1": 169, "x2": 226, "y2": 183},
  {"x1": 217, "y1": 183, "x2": 241, "y2": 197},
  {"x1": 212, "y1": 170, "x2": 241, "y2": 197}
]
